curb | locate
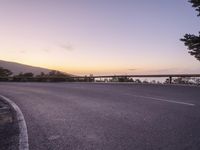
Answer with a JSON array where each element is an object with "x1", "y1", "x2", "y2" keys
[{"x1": 0, "y1": 95, "x2": 29, "y2": 150}]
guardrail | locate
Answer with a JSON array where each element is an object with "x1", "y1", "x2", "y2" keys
[
  {"x1": 72, "y1": 74, "x2": 200, "y2": 84},
  {"x1": 1, "y1": 74, "x2": 200, "y2": 83}
]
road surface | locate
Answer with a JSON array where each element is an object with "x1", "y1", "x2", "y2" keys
[{"x1": 0, "y1": 82, "x2": 200, "y2": 150}]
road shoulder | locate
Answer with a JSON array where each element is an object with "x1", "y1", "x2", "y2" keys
[{"x1": 0, "y1": 97, "x2": 19, "y2": 150}]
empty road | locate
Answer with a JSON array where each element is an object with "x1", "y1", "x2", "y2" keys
[{"x1": 0, "y1": 82, "x2": 200, "y2": 150}]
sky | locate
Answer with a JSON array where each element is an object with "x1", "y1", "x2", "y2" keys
[{"x1": 0, "y1": 0, "x2": 199, "y2": 75}]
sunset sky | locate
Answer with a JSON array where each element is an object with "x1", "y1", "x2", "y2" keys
[{"x1": 0, "y1": 0, "x2": 199, "y2": 75}]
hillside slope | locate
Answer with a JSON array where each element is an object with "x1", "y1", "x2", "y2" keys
[{"x1": 0, "y1": 60, "x2": 56, "y2": 75}]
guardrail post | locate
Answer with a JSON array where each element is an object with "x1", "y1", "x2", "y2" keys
[{"x1": 169, "y1": 76, "x2": 172, "y2": 84}]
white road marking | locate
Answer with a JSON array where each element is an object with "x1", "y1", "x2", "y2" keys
[
  {"x1": 124, "y1": 94, "x2": 195, "y2": 106},
  {"x1": 0, "y1": 95, "x2": 29, "y2": 150}
]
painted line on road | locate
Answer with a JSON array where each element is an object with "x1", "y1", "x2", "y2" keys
[
  {"x1": 0, "y1": 95, "x2": 29, "y2": 150},
  {"x1": 124, "y1": 94, "x2": 195, "y2": 106}
]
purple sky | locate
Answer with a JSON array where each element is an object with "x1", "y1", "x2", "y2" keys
[{"x1": 0, "y1": 0, "x2": 199, "y2": 75}]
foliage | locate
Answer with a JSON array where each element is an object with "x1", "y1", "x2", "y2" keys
[
  {"x1": 181, "y1": 0, "x2": 200, "y2": 61},
  {"x1": 189, "y1": 0, "x2": 200, "y2": 16},
  {"x1": 181, "y1": 33, "x2": 200, "y2": 61},
  {"x1": 0, "y1": 67, "x2": 12, "y2": 77},
  {"x1": 173, "y1": 77, "x2": 190, "y2": 84},
  {"x1": 13, "y1": 72, "x2": 34, "y2": 82},
  {"x1": 110, "y1": 76, "x2": 133, "y2": 82},
  {"x1": 47, "y1": 70, "x2": 73, "y2": 82},
  {"x1": 22, "y1": 72, "x2": 34, "y2": 78},
  {"x1": 135, "y1": 79, "x2": 142, "y2": 83}
]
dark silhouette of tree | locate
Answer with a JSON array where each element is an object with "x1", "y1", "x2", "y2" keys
[
  {"x1": 142, "y1": 80, "x2": 149, "y2": 84},
  {"x1": 173, "y1": 77, "x2": 193, "y2": 84},
  {"x1": 118, "y1": 76, "x2": 133, "y2": 82},
  {"x1": 34, "y1": 72, "x2": 47, "y2": 82},
  {"x1": 135, "y1": 79, "x2": 142, "y2": 83},
  {"x1": 48, "y1": 70, "x2": 66, "y2": 77},
  {"x1": 13, "y1": 72, "x2": 35, "y2": 82},
  {"x1": 190, "y1": 0, "x2": 200, "y2": 16},
  {"x1": 47, "y1": 70, "x2": 72, "y2": 82},
  {"x1": 0, "y1": 67, "x2": 12, "y2": 77},
  {"x1": 181, "y1": 0, "x2": 200, "y2": 61},
  {"x1": 196, "y1": 78, "x2": 200, "y2": 84},
  {"x1": 181, "y1": 32, "x2": 200, "y2": 61},
  {"x1": 23, "y1": 72, "x2": 34, "y2": 78},
  {"x1": 40, "y1": 72, "x2": 45, "y2": 77},
  {"x1": 164, "y1": 78, "x2": 170, "y2": 84},
  {"x1": 0, "y1": 67, "x2": 12, "y2": 81}
]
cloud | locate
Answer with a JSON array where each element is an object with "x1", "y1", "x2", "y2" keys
[
  {"x1": 60, "y1": 43, "x2": 74, "y2": 51},
  {"x1": 40, "y1": 42, "x2": 75, "y2": 53}
]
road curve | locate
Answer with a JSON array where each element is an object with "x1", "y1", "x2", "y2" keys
[{"x1": 0, "y1": 82, "x2": 200, "y2": 150}]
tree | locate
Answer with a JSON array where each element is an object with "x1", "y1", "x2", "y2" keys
[
  {"x1": 181, "y1": 32, "x2": 200, "y2": 61},
  {"x1": 47, "y1": 70, "x2": 71, "y2": 82},
  {"x1": 23, "y1": 72, "x2": 34, "y2": 78},
  {"x1": 12, "y1": 72, "x2": 35, "y2": 82},
  {"x1": 48, "y1": 70, "x2": 66, "y2": 77},
  {"x1": 181, "y1": 0, "x2": 200, "y2": 61},
  {"x1": 135, "y1": 79, "x2": 142, "y2": 83},
  {"x1": 40, "y1": 72, "x2": 45, "y2": 77},
  {"x1": 0, "y1": 67, "x2": 12, "y2": 77},
  {"x1": 190, "y1": 0, "x2": 200, "y2": 16}
]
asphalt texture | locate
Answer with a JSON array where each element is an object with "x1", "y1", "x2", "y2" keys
[
  {"x1": 0, "y1": 97, "x2": 19, "y2": 150},
  {"x1": 0, "y1": 82, "x2": 200, "y2": 150}
]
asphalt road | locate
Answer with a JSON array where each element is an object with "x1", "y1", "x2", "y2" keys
[{"x1": 0, "y1": 82, "x2": 200, "y2": 150}]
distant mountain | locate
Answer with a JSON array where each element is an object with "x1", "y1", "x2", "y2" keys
[{"x1": 0, "y1": 60, "x2": 66, "y2": 75}]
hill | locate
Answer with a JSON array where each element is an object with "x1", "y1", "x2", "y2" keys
[{"x1": 0, "y1": 60, "x2": 61, "y2": 75}]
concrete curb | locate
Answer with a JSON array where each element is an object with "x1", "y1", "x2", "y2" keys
[{"x1": 0, "y1": 95, "x2": 29, "y2": 150}]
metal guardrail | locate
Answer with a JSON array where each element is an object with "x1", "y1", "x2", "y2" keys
[
  {"x1": 72, "y1": 74, "x2": 200, "y2": 84},
  {"x1": 1, "y1": 74, "x2": 200, "y2": 83},
  {"x1": 73, "y1": 74, "x2": 200, "y2": 78}
]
